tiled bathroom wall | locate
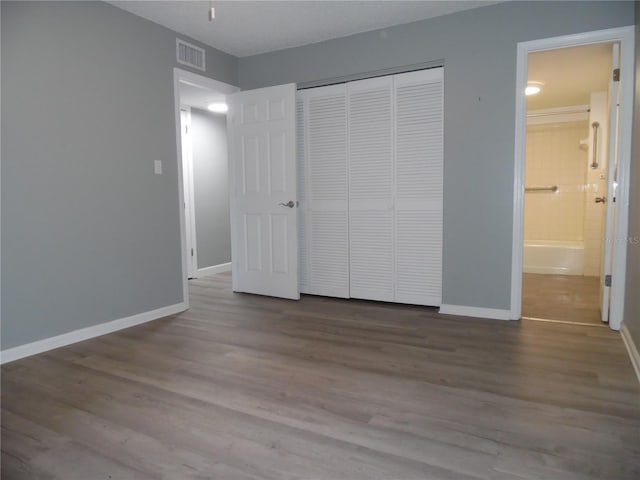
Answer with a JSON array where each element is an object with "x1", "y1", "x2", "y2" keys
[
  {"x1": 523, "y1": 92, "x2": 609, "y2": 279},
  {"x1": 524, "y1": 121, "x2": 589, "y2": 242}
]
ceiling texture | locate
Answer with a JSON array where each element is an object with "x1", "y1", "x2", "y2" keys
[
  {"x1": 107, "y1": 0, "x2": 499, "y2": 57},
  {"x1": 108, "y1": 1, "x2": 612, "y2": 114},
  {"x1": 527, "y1": 42, "x2": 614, "y2": 111}
]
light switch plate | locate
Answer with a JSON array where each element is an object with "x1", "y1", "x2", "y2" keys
[{"x1": 154, "y1": 160, "x2": 163, "y2": 175}]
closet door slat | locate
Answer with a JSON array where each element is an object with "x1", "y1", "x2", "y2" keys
[
  {"x1": 296, "y1": 95, "x2": 310, "y2": 292},
  {"x1": 304, "y1": 84, "x2": 349, "y2": 298},
  {"x1": 348, "y1": 76, "x2": 394, "y2": 302},
  {"x1": 394, "y1": 68, "x2": 444, "y2": 306}
]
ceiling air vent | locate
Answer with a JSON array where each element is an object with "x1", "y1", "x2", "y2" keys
[{"x1": 176, "y1": 39, "x2": 205, "y2": 71}]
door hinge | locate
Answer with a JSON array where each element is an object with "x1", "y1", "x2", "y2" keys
[
  {"x1": 613, "y1": 68, "x2": 620, "y2": 82},
  {"x1": 191, "y1": 248, "x2": 194, "y2": 257},
  {"x1": 605, "y1": 274, "x2": 612, "y2": 287}
]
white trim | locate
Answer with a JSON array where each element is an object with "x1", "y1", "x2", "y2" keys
[
  {"x1": 173, "y1": 68, "x2": 239, "y2": 302},
  {"x1": 195, "y1": 262, "x2": 232, "y2": 277},
  {"x1": 607, "y1": 32, "x2": 634, "y2": 331},
  {"x1": 621, "y1": 324, "x2": 640, "y2": 385},
  {"x1": 511, "y1": 26, "x2": 635, "y2": 328},
  {"x1": 174, "y1": 70, "x2": 191, "y2": 307},
  {"x1": 180, "y1": 106, "x2": 198, "y2": 278},
  {"x1": 297, "y1": 60, "x2": 444, "y2": 90},
  {"x1": 0, "y1": 302, "x2": 187, "y2": 365},
  {"x1": 439, "y1": 304, "x2": 511, "y2": 321},
  {"x1": 180, "y1": 105, "x2": 198, "y2": 278},
  {"x1": 176, "y1": 68, "x2": 239, "y2": 97},
  {"x1": 227, "y1": 100, "x2": 239, "y2": 293}
]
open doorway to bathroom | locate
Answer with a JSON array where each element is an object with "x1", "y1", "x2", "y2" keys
[{"x1": 522, "y1": 42, "x2": 616, "y2": 325}]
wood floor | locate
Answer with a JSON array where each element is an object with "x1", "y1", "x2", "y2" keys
[
  {"x1": 522, "y1": 273, "x2": 603, "y2": 325},
  {"x1": 2, "y1": 273, "x2": 639, "y2": 479}
]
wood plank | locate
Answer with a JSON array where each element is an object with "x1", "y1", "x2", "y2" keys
[{"x1": 2, "y1": 272, "x2": 639, "y2": 479}]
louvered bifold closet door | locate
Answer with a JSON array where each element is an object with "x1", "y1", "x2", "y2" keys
[
  {"x1": 300, "y1": 85, "x2": 350, "y2": 297},
  {"x1": 393, "y1": 68, "x2": 444, "y2": 306},
  {"x1": 296, "y1": 95, "x2": 310, "y2": 292},
  {"x1": 348, "y1": 76, "x2": 395, "y2": 302}
]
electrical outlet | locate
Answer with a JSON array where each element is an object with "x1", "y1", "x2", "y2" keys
[{"x1": 154, "y1": 160, "x2": 163, "y2": 175}]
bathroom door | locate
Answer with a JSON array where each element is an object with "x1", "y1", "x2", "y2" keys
[{"x1": 600, "y1": 43, "x2": 620, "y2": 323}]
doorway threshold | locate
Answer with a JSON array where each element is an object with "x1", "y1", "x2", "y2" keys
[{"x1": 522, "y1": 316, "x2": 608, "y2": 328}]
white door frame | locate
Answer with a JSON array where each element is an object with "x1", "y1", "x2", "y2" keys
[
  {"x1": 173, "y1": 68, "x2": 239, "y2": 305},
  {"x1": 179, "y1": 106, "x2": 198, "y2": 278},
  {"x1": 510, "y1": 26, "x2": 635, "y2": 330}
]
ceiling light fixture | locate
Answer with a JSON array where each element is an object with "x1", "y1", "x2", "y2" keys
[
  {"x1": 208, "y1": 1, "x2": 215, "y2": 21},
  {"x1": 525, "y1": 85, "x2": 541, "y2": 96},
  {"x1": 525, "y1": 82, "x2": 543, "y2": 96},
  {"x1": 208, "y1": 102, "x2": 228, "y2": 113}
]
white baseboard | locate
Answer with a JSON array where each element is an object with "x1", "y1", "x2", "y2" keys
[
  {"x1": 439, "y1": 304, "x2": 512, "y2": 321},
  {"x1": 195, "y1": 262, "x2": 231, "y2": 278},
  {"x1": 0, "y1": 302, "x2": 187, "y2": 365},
  {"x1": 621, "y1": 323, "x2": 640, "y2": 385}
]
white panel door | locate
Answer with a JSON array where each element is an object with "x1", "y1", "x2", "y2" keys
[
  {"x1": 348, "y1": 76, "x2": 395, "y2": 302},
  {"x1": 227, "y1": 84, "x2": 299, "y2": 299},
  {"x1": 300, "y1": 84, "x2": 350, "y2": 298},
  {"x1": 601, "y1": 43, "x2": 620, "y2": 323},
  {"x1": 393, "y1": 68, "x2": 444, "y2": 306}
]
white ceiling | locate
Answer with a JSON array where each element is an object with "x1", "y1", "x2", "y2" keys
[
  {"x1": 527, "y1": 42, "x2": 613, "y2": 110},
  {"x1": 179, "y1": 80, "x2": 227, "y2": 110},
  {"x1": 107, "y1": 1, "x2": 500, "y2": 57}
]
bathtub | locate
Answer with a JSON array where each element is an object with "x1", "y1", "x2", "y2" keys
[{"x1": 523, "y1": 240, "x2": 584, "y2": 275}]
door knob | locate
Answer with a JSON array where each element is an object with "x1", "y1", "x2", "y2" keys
[
  {"x1": 595, "y1": 196, "x2": 606, "y2": 203},
  {"x1": 279, "y1": 200, "x2": 295, "y2": 208}
]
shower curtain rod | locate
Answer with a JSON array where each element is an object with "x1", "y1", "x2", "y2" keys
[{"x1": 527, "y1": 108, "x2": 590, "y2": 118}]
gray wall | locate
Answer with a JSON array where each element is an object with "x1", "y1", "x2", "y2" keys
[
  {"x1": 238, "y1": 1, "x2": 634, "y2": 311},
  {"x1": 1, "y1": 1, "x2": 237, "y2": 350},
  {"x1": 190, "y1": 108, "x2": 231, "y2": 269},
  {"x1": 623, "y1": 1, "x2": 640, "y2": 348}
]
